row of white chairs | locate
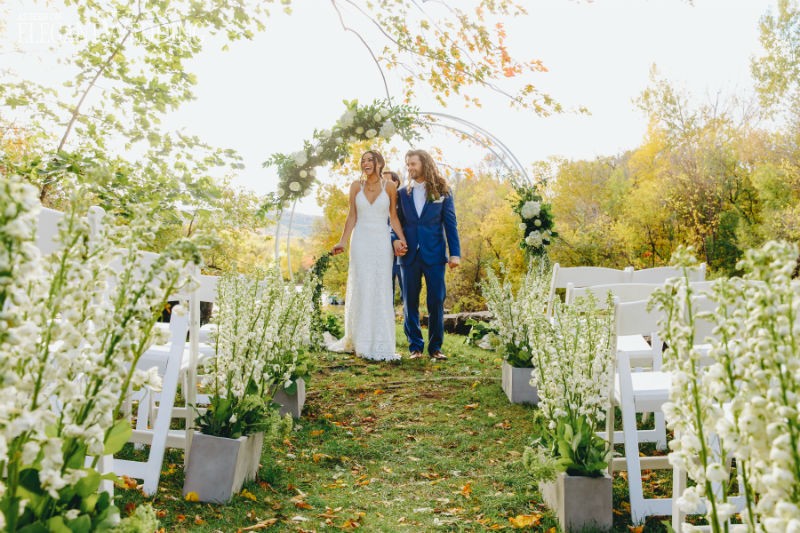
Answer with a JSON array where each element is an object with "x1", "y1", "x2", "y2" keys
[
  {"x1": 36, "y1": 206, "x2": 218, "y2": 496},
  {"x1": 547, "y1": 262, "x2": 707, "y2": 316},
  {"x1": 558, "y1": 267, "x2": 748, "y2": 526}
]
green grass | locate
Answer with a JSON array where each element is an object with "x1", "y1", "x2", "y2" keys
[{"x1": 115, "y1": 325, "x2": 673, "y2": 532}]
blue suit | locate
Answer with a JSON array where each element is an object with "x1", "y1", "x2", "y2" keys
[{"x1": 392, "y1": 185, "x2": 460, "y2": 354}]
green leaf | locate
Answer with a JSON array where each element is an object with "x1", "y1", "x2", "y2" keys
[
  {"x1": 283, "y1": 380, "x2": 298, "y2": 396},
  {"x1": 74, "y1": 469, "x2": 101, "y2": 498},
  {"x1": 66, "y1": 514, "x2": 91, "y2": 533},
  {"x1": 104, "y1": 419, "x2": 132, "y2": 455},
  {"x1": 46, "y1": 516, "x2": 71, "y2": 533}
]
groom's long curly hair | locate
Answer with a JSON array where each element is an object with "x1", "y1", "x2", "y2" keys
[{"x1": 405, "y1": 149, "x2": 449, "y2": 200}]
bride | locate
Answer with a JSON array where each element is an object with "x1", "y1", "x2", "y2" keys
[{"x1": 329, "y1": 150, "x2": 408, "y2": 361}]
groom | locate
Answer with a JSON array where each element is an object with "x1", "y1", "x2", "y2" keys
[{"x1": 392, "y1": 149, "x2": 460, "y2": 360}]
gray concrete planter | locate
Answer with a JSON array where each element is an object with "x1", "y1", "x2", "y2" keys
[
  {"x1": 501, "y1": 361, "x2": 539, "y2": 405},
  {"x1": 182, "y1": 431, "x2": 264, "y2": 503},
  {"x1": 540, "y1": 472, "x2": 612, "y2": 532},
  {"x1": 273, "y1": 377, "x2": 306, "y2": 419}
]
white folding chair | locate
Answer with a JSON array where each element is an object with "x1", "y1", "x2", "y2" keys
[
  {"x1": 608, "y1": 299, "x2": 673, "y2": 524},
  {"x1": 546, "y1": 264, "x2": 633, "y2": 317},
  {"x1": 114, "y1": 310, "x2": 191, "y2": 496},
  {"x1": 138, "y1": 272, "x2": 218, "y2": 455},
  {"x1": 630, "y1": 264, "x2": 706, "y2": 284},
  {"x1": 567, "y1": 283, "x2": 664, "y2": 369}
]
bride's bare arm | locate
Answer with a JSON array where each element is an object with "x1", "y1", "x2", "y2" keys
[
  {"x1": 332, "y1": 182, "x2": 360, "y2": 255},
  {"x1": 386, "y1": 181, "x2": 407, "y2": 246}
]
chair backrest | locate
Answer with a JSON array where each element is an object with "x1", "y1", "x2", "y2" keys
[
  {"x1": 690, "y1": 294, "x2": 719, "y2": 344},
  {"x1": 36, "y1": 206, "x2": 105, "y2": 255},
  {"x1": 567, "y1": 283, "x2": 662, "y2": 307},
  {"x1": 631, "y1": 264, "x2": 707, "y2": 284},
  {"x1": 547, "y1": 264, "x2": 633, "y2": 316},
  {"x1": 614, "y1": 299, "x2": 663, "y2": 339}
]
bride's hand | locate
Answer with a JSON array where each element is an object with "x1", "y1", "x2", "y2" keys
[{"x1": 332, "y1": 242, "x2": 345, "y2": 255}]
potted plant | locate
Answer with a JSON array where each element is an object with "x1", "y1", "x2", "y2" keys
[
  {"x1": 183, "y1": 380, "x2": 288, "y2": 504},
  {"x1": 482, "y1": 263, "x2": 551, "y2": 405},
  {"x1": 524, "y1": 295, "x2": 615, "y2": 532}
]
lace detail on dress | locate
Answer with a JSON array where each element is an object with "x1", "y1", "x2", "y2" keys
[{"x1": 327, "y1": 180, "x2": 399, "y2": 361}]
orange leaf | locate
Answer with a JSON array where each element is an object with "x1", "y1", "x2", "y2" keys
[
  {"x1": 311, "y1": 430, "x2": 325, "y2": 437},
  {"x1": 124, "y1": 502, "x2": 135, "y2": 515},
  {"x1": 461, "y1": 482, "x2": 472, "y2": 497},
  {"x1": 628, "y1": 527, "x2": 644, "y2": 533},
  {"x1": 194, "y1": 515, "x2": 206, "y2": 525},
  {"x1": 239, "y1": 518, "x2": 279, "y2": 531},
  {"x1": 374, "y1": 389, "x2": 385, "y2": 395},
  {"x1": 464, "y1": 403, "x2": 479, "y2": 410},
  {"x1": 509, "y1": 514, "x2": 541, "y2": 528}
]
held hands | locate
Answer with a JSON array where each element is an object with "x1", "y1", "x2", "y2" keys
[
  {"x1": 393, "y1": 240, "x2": 408, "y2": 257},
  {"x1": 332, "y1": 242, "x2": 346, "y2": 255},
  {"x1": 449, "y1": 256, "x2": 461, "y2": 270}
]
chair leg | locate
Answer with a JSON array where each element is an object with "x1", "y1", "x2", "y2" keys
[
  {"x1": 672, "y1": 462, "x2": 687, "y2": 532},
  {"x1": 655, "y1": 411, "x2": 667, "y2": 450},
  {"x1": 134, "y1": 389, "x2": 150, "y2": 451}
]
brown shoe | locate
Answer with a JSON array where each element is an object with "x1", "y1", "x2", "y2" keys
[
  {"x1": 409, "y1": 350, "x2": 424, "y2": 360},
  {"x1": 431, "y1": 350, "x2": 448, "y2": 361}
]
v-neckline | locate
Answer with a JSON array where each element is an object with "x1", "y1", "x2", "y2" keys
[{"x1": 360, "y1": 188, "x2": 384, "y2": 206}]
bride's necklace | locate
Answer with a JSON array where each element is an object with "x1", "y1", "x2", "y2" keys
[{"x1": 363, "y1": 177, "x2": 381, "y2": 192}]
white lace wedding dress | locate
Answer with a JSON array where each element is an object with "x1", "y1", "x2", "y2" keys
[{"x1": 329, "y1": 180, "x2": 399, "y2": 361}]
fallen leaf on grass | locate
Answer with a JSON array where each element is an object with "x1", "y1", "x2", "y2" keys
[
  {"x1": 291, "y1": 495, "x2": 312, "y2": 509},
  {"x1": 464, "y1": 403, "x2": 479, "y2": 410},
  {"x1": 239, "y1": 518, "x2": 279, "y2": 531},
  {"x1": 176, "y1": 515, "x2": 186, "y2": 522},
  {"x1": 508, "y1": 514, "x2": 541, "y2": 528},
  {"x1": 155, "y1": 510, "x2": 166, "y2": 519},
  {"x1": 627, "y1": 527, "x2": 644, "y2": 533},
  {"x1": 124, "y1": 502, "x2": 135, "y2": 515},
  {"x1": 239, "y1": 489, "x2": 257, "y2": 501},
  {"x1": 374, "y1": 389, "x2": 385, "y2": 395},
  {"x1": 461, "y1": 482, "x2": 472, "y2": 497},
  {"x1": 313, "y1": 453, "x2": 332, "y2": 463},
  {"x1": 382, "y1": 466, "x2": 393, "y2": 474},
  {"x1": 194, "y1": 515, "x2": 206, "y2": 525},
  {"x1": 310, "y1": 430, "x2": 325, "y2": 437},
  {"x1": 184, "y1": 491, "x2": 199, "y2": 502}
]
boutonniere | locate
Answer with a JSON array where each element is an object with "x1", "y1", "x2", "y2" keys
[{"x1": 428, "y1": 193, "x2": 445, "y2": 203}]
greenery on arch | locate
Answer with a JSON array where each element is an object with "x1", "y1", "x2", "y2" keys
[{"x1": 263, "y1": 99, "x2": 422, "y2": 206}]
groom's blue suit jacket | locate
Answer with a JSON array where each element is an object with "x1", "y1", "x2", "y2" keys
[{"x1": 393, "y1": 185, "x2": 460, "y2": 266}]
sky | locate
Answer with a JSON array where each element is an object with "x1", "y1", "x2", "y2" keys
[{"x1": 2, "y1": 0, "x2": 778, "y2": 216}]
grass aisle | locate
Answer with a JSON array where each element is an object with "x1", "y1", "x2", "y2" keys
[{"x1": 117, "y1": 326, "x2": 669, "y2": 532}]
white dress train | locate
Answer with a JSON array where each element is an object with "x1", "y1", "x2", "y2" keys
[{"x1": 328, "y1": 180, "x2": 399, "y2": 361}]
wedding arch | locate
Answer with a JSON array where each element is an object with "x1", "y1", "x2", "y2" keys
[{"x1": 264, "y1": 99, "x2": 532, "y2": 279}]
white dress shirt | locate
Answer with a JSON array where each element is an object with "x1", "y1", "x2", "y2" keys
[{"x1": 411, "y1": 179, "x2": 426, "y2": 217}]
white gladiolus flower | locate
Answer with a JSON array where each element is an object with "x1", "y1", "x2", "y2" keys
[
  {"x1": 520, "y1": 200, "x2": 541, "y2": 219},
  {"x1": 0, "y1": 175, "x2": 201, "y2": 526},
  {"x1": 289, "y1": 182, "x2": 301, "y2": 192}
]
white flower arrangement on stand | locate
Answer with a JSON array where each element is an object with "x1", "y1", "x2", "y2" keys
[
  {"x1": 651, "y1": 242, "x2": 800, "y2": 532},
  {"x1": 0, "y1": 177, "x2": 200, "y2": 531},
  {"x1": 481, "y1": 261, "x2": 551, "y2": 368}
]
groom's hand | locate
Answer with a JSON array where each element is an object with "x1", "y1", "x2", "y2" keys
[
  {"x1": 448, "y1": 256, "x2": 460, "y2": 270},
  {"x1": 393, "y1": 240, "x2": 407, "y2": 256}
]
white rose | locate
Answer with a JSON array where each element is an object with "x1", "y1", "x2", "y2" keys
[
  {"x1": 339, "y1": 110, "x2": 355, "y2": 128},
  {"x1": 299, "y1": 170, "x2": 308, "y2": 178},
  {"x1": 289, "y1": 181, "x2": 301, "y2": 192},
  {"x1": 276, "y1": 187, "x2": 284, "y2": 196},
  {"x1": 520, "y1": 200, "x2": 541, "y2": 219},
  {"x1": 365, "y1": 129, "x2": 377, "y2": 138},
  {"x1": 534, "y1": 219, "x2": 541, "y2": 227},
  {"x1": 518, "y1": 223, "x2": 527, "y2": 231},
  {"x1": 356, "y1": 126, "x2": 364, "y2": 135},
  {"x1": 291, "y1": 151, "x2": 308, "y2": 166},
  {"x1": 379, "y1": 120, "x2": 396, "y2": 138}
]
